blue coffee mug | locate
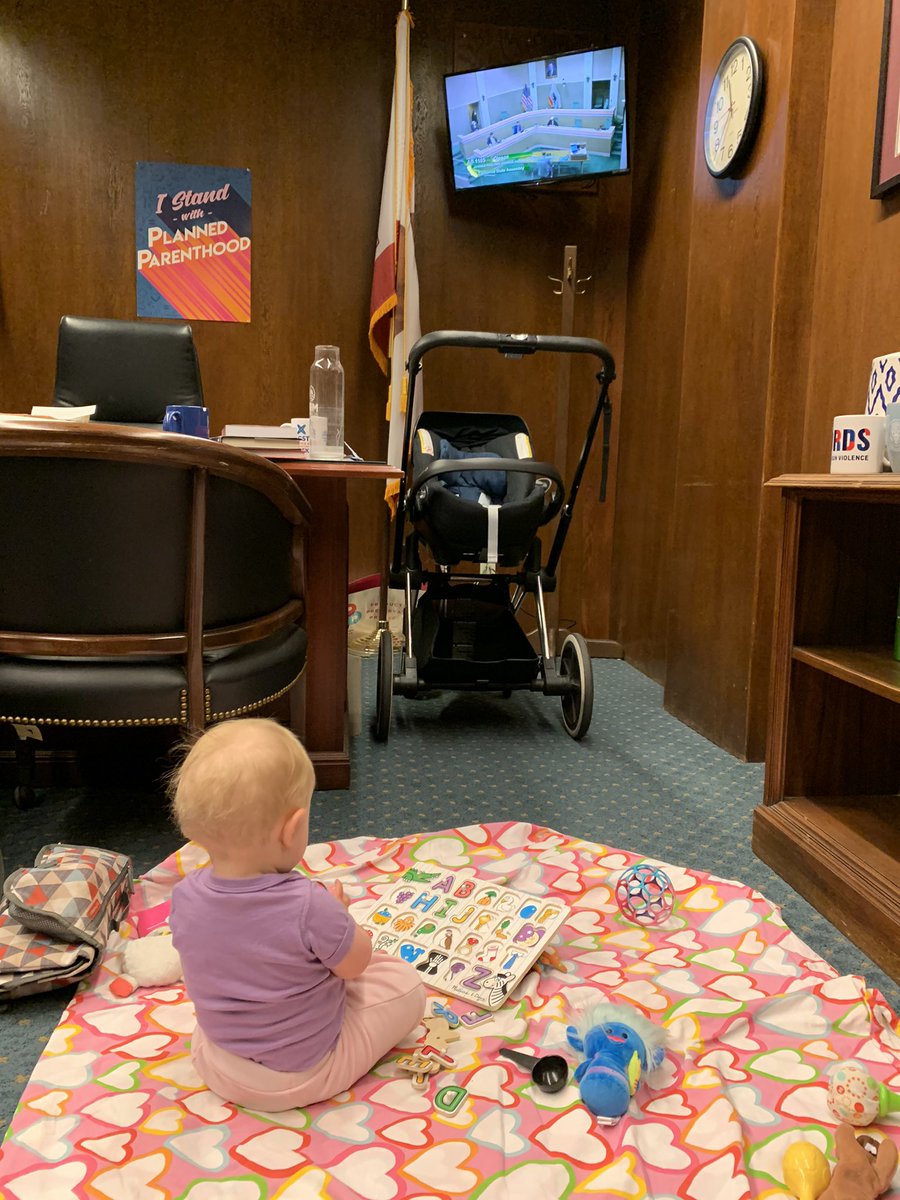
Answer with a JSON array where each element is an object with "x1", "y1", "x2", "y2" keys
[{"x1": 163, "y1": 405, "x2": 209, "y2": 438}]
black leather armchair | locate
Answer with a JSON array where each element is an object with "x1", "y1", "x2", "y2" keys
[
  {"x1": 53, "y1": 316, "x2": 203, "y2": 424},
  {"x1": 0, "y1": 421, "x2": 309, "y2": 807}
]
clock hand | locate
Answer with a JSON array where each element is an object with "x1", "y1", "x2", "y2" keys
[{"x1": 714, "y1": 108, "x2": 732, "y2": 163}]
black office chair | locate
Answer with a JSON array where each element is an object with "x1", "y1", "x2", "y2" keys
[
  {"x1": 53, "y1": 316, "x2": 203, "y2": 424},
  {"x1": 0, "y1": 420, "x2": 309, "y2": 809}
]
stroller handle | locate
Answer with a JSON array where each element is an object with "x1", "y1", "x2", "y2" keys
[{"x1": 407, "y1": 330, "x2": 616, "y2": 382}]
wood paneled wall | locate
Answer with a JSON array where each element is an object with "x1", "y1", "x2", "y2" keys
[
  {"x1": 0, "y1": 0, "x2": 635, "y2": 632},
  {"x1": 614, "y1": 0, "x2": 836, "y2": 760},
  {"x1": 665, "y1": 0, "x2": 812, "y2": 757},
  {"x1": 748, "y1": 0, "x2": 836, "y2": 757},
  {"x1": 611, "y1": 0, "x2": 704, "y2": 686},
  {"x1": 802, "y1": 0, "x2": 900, "y2": 469},
  {"x1": 0, "y1": 0, "x2": 403, "y2": 419},
  {"x1": 1, "y1": 0, "x2": 399, "y2": 581},
  {"x1": 6, "y1": 0, "x2": 890, "y2": 760}
]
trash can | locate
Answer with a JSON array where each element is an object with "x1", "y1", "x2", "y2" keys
[
  {"x1": 347, "y1": 576, "x2": 405, "y2": 736},
  {"x1": 347, "y1": 575, "x2": 404, "y2": 655}
]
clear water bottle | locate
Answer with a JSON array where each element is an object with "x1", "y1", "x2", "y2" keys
[{"x1": 309, "y1": 344, "x2": 344, "y2": 459}]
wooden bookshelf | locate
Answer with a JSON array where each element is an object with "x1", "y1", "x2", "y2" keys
[{"x1": 752, "y1": 475, "x2": 900, "y2": 982}]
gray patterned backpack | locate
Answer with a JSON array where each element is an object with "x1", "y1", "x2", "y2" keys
[{"x1": 0, "y1": 844, "x2": 133, "y2": 1000}]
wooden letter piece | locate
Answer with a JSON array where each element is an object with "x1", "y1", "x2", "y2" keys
[{"x1": 396, "y1": 1053, "x2": 442, "y2": 1088}]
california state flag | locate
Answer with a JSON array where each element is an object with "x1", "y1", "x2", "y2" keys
[{"x1": 369, "y1": 8, "x2": 422, "y2": 507}]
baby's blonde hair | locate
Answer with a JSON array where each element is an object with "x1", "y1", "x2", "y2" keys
[{"x1": 169, "y1": 718, "x2": 314, "y2": 848}]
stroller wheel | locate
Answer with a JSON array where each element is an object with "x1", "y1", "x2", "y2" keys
[
  {"x1": 374, "y1": 628, "x2": 394, "y2": 742},
  {"x1": 559, "y1": 632, "x2": 593, "y2": 740},
  {"x1": 13, "y1": 784, "x2": 39, "y2": 811}
]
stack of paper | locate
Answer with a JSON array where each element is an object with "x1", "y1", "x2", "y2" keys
[{"x1": 29, "y1": 405, "x2": 97, "y2": 421}]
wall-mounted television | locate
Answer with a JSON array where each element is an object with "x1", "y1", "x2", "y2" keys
[{"x1": 443, "y1": 45, "x2": 628, "y2": 192}]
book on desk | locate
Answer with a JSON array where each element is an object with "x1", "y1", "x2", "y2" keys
[
  {"x1": 218, "y1": 425, "x2": 384, "y2": 464},
  {"x1": 219, "y1": 424, "x2": 302, "y2": 449}
]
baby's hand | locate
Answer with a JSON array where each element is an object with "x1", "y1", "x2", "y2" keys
[{"x1": 327, "y1": 880, "x2": 351, "y2": 908}]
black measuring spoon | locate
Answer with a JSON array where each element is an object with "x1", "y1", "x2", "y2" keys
[{"x1": 499, "y1": 1047, "x2": 569, "y2": 1093}]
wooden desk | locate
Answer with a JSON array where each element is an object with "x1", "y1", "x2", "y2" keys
[{"x1": 263, "y1": 456, "x2": 401, "y2": 789}]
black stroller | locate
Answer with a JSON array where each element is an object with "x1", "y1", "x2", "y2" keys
[{"x1": 374, "y1": 330, "x2": 616, "y2": 742}]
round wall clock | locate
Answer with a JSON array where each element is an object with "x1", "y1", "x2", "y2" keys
[{"x1": 703, "y1": 35, "x2": 765, "y2": 178}]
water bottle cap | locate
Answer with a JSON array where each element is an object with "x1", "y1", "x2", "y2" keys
[{"x1": 314, "y1": 344, "x2": 340, "y2": 359}]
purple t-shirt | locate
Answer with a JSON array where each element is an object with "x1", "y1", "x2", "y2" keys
[{"x1": 170, "y1": 869, "x2": 356, "y2": 1071}]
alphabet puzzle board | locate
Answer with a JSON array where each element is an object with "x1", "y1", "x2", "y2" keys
[{"x1": 357, "y1": 862, "x2": 570, "y2": 1011}]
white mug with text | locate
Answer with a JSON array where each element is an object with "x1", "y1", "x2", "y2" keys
[
  {"x1": 830, "y1": 413, "x2": 885, "y2": 474},
  {"x1": 289, "y1": 416, "x2": 310, "y2": 456}
]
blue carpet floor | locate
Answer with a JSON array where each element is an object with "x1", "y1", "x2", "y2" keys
[{"x1": 1, "y1": 658, "x2": 897, "y2": 1135}]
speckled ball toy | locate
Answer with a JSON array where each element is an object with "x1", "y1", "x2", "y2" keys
[
  {"x1": 615, "y1": 864, "x2": 676, "y2": 927},
  {"x1": 827, "y1": 1061, "x2": 899, "y2": 1126}
]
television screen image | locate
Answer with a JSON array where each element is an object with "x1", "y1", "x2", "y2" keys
[{"x1": 443, "y1": 45, "x2": 628, "y2": 192}]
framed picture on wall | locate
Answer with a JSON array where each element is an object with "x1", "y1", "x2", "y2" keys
[{"x1": 872, "y1": 0, "x2": 900, "y2": 196}]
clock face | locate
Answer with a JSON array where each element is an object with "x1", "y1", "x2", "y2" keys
[{"x1": 703, "y1": 36, "x2": 763, "y2": 177}]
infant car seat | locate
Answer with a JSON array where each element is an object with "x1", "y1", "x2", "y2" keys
[{"x1": 408, "y1": 411, "x2": 563, "y2": 567}]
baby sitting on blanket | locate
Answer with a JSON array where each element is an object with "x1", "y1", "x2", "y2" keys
[{"x1": 169, "y1": 718, "x2": 425, "y2": 1111}]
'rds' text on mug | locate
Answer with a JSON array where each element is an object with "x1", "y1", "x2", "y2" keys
[{"x1": 830, "y1": 413, "x2": 885, "y2": 474}]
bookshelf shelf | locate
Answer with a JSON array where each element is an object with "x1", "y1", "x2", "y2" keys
[
  {"x1": 752, "y1": 475, "x2": 900, "y2": 982},
  {"x1": 791, "y1": 644, "x2": 900, "y2": 702}
]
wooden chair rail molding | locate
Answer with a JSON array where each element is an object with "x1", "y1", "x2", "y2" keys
[{"x1": 0, "y1": 600, "x2": 305, "y2": 657}]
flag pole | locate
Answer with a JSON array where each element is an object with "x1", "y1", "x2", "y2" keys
[
  {"x1": 380, "y1": 0, "x2": 408, "y2": 644},
  {"x1": 374, "y1": 0, "x2": 419, "y2": 653}
]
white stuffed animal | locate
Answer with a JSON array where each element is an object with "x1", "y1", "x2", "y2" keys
[{"x1": 122, "y1": 932, "x2": 183, "y2": 987}]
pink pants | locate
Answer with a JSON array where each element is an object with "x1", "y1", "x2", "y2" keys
[{"x1": 190, "y1": 953, "x2": 426, "y2": 1111}]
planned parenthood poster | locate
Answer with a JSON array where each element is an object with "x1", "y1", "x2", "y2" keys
[{"x1": 136, "y1": 162, "x2": 251, "y2": 322}]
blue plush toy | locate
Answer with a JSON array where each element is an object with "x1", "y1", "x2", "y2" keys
[{"x1": 566, "y1": 1001, "x2": 667, "y2": 1124}]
